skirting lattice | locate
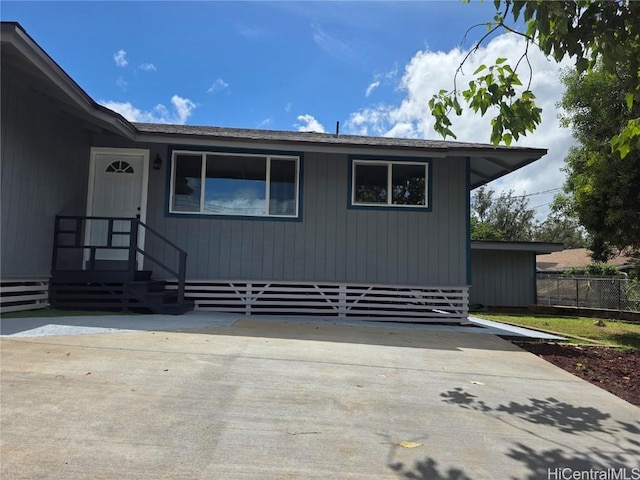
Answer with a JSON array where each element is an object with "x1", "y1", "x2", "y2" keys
[
  {"x1": 166, "y1": 280, "x2": 469, "y2": 322},
  {"x1": 0, "y1": 278, "x2": 49, "y2": 313}
]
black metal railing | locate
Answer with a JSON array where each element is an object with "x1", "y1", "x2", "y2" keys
[{"x1": 51, "y1": 216, "x2": 187, "y2": 303}]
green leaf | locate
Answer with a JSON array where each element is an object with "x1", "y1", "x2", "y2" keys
[
  {"x1": 503, "y1": 133, "x2": 513, "y2": 146},
  {"x1": 576, "y1": 57, "x2": 589, "y2": 73},
  {"x1": 511, "y1": 1, "x2": 525, "y2": 20},
  {"x1": 473, "y1": 64, "x2": 487, "y2": 75},
  {"x1": 495, "y1": 57, "x2": 508, "y2": 65},
  {"x1": 626, "y1": 92, "x2": 634, "y2": 110},
  {"x1": 617, "y1": 141, "x2": 631, "y2": 159}
]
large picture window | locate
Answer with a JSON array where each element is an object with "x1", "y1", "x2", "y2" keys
[
  {"x1": 351, "y1": 159, "x2": 429, "y2": 208},
  {"x1": 170, "y1": 151, "x2": 300, "y2": 217}
]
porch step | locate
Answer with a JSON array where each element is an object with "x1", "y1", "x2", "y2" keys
[
  {"x1": 51, "y1": 270, "x2": 152, "y2": 283},
  {"x1": 50, "y1": 216, "x2": 190, "y2": 316},
  {"x1": 49, "y1": 274, "x2": 192, "y2": 315},
  {"x1": 129, "y1": 280, "x2": 167, "y2": 293}
]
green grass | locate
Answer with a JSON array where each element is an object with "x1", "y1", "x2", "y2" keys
[
  {"x1": 1, "y1": 308, "x2": 137, "y2": 319},
  {"x1": 474, "y1": 313, "x2": 640, "y2": 351}
]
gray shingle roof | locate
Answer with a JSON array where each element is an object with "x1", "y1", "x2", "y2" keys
[{"x1": 133, "y1": 122, "x2": 546, "y2": 155}]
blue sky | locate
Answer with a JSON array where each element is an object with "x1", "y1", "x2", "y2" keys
[{"x1": 2, "y1": 1, "x2": 573, "y2": 218}]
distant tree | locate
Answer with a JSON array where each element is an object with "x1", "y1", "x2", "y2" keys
[
  {"x1": 533, "y1": 194, "x2": 586, "y2": 248},
  {"x1": 560, "y1": 64, "x2": 640, "y2": 257},
  {"x1": 587, "y1": 236, "x2": 616, "y2": 263},
  {"x1": 471, "y1": 186, "x2": 535, "y2": 241},
  {"x1": 471, "y1": 217, "x2": 505, "y2": 241}
]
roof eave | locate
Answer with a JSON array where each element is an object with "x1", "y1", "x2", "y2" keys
[
  {"x1": 1, "y1": 22, "x2": 136, "y2": 139},
  {"x1": 472, "y1": 241, "x2": 564, "y2": 254}
]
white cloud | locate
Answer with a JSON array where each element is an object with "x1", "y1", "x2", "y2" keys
[
  {"x1": 365, "y1": 65, "x2": 399, "y2": 98},
  {"x1": 343, "y1": 33, "x2": 575, "y2": 219},
  {"x1": 258, "y1": 117, "x2": 273, "y2": 128},
  {"x1": 113, "y1": 49, "x2": 128, "y2": 67},
  {"x1": 237, "y1": 24, "x2": 271, "y2": 39},
  {"x1": 100, "y1": 95, "x2": 196, "y2": 124},
  {"x1": 115, "y1": 76, "x2": 127, "y2": 91},
  {"x1": 139, "y1": 63, "x2": 156, "y2": 71},
  {"x1": 365, "y1": 80, "x2": 380, "y2": 97},
  {"x1": 207, "y1": 78, "x2": 229, "y2": 94},
  {"x1": 383, "y1": 64, "x2": 399, "y2": 80},
  {"x1": 295, "y1": 114, "x2": 326, "y2": 133},
  {"x1": 284, "y1": 102, "x2": 292, "y2": 113},
  {"x1": 311, "y1": 24, "x2": 356, "y2": 62}
]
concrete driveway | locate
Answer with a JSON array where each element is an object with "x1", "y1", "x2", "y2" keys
[{"x1": 1, "y1": 316, "x2": 638, "y2": 479}]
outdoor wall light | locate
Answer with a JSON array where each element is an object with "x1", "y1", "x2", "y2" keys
[{"x1": 153, "y1": 154, "x2": 162, "y2": 170}]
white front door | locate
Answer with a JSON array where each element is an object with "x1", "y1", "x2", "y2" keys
[{"x1": 86, "y1": 148, "x2": 149, "y2": 263}]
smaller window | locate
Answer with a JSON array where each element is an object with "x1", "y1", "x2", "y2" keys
[
  {"x1": 106, "y1": 160, "x2": 134, "y2": 173},
  {"x1": 351, "y1": 159, "x2": 428, "y2": 208}
]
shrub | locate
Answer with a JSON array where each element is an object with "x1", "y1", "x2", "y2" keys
[{"x1": 563, "y1": 263, "x2": 620, "y2": 276}]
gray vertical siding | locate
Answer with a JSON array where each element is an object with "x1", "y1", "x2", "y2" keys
[
  {"x1": 108, "y1": 143, "x2": 469, "y2": 286},
  {"x1": 1, "y1": 68, "x2": 91, "y2": 277},
  {"x1": 2, "y1": 84, "x2": 469, "y2": 286},
  {"x1": 470, "y1": 249, "x2": 535, "y2": 307}
]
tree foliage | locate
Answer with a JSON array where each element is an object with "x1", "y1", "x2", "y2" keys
[
  {"x1": 534, "y1": 194, "x2": 586, "y2": 249},
  {"x1": 471, "y1": 187, "x2": 535, "y2": 241},
  {"x1": 471, "y1": 188, "x2": 587, "y2": 247},
  {"x1": 560, "y1": 64, "x2": 640, "y2": 256},
  {"x1": 430, "y1": 0, "x2": 640, "y2": 157}
]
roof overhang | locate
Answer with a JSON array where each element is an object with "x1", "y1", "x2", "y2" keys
[
  {"x1": 467, "y1": 152, "x2": 546, "y2": 189},
  {"x1": 0, "y1": 22, "x2": 136, "y2": 139},
  {"x1": 472, "y1": 241, "x2": 564, "y2": 254},
  {"x1": 132, "y1": 124, "x2": 547, "y2": 189}
]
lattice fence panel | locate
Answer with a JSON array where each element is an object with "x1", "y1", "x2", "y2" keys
[{"x1": 166, "y1": 280, "x2": 469, "y2": 322}]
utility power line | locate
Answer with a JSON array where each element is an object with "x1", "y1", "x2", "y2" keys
[
  {"x1": 531, "y1": 202, "x2": 553, "y2": 210},
  {"x1": 514, "y1": 188, "x2": 562, "y2": 198}
]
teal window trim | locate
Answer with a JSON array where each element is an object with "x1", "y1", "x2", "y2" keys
[
  {"x1": 165, "y1": 146, "x2": 303, "y2": 221},
  {"x1": 347, "y1": 155, "x2": 432, "y2": 212}
]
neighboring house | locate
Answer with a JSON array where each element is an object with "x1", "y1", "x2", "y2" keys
[
  {"x1": 0, "y1": 22, "x2": 549, "y2": 320},
  {"x1": 537, "y1": 248, "x2": 637, "y2": 274},
  {"x1": 471, "y1": 241, "x2": 563, "y2": 308}
]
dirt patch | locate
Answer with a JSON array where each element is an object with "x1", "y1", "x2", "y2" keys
[{"x1": 515, "y1": 342, "x2": 640, "y2": 406}]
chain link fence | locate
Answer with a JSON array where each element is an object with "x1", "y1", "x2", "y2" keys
[{"x1": 537, "y1": 275, "x2": 640, "y2": 313}]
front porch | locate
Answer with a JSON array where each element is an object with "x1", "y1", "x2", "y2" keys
[{"x1": 49, "y1": 216, "x2": 192, "y2": 315}]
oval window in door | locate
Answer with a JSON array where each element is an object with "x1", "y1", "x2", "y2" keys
[{"x1": 105, "y1": 160, "x2": 134, "y2": 173}]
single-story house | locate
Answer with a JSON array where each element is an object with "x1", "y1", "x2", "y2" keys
[{"x1": 1, "y1": 22, "x2": 549, "y2": 321}]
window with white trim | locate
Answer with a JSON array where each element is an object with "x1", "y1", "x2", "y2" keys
[
  {"x1": 351, "y1": 160, "x2": 428, "y2": 208},
  {"x1": 170, "y1": 151, "x2": 300, "y2": 217}
]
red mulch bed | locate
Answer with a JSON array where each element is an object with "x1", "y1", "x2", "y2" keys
[{"x1": 514, "y1": 342, "x2": 640, "y2": 406}]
